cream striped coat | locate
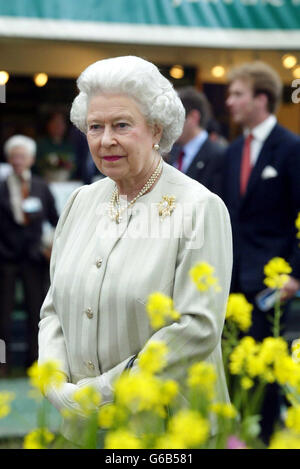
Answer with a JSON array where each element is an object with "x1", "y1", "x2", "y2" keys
[{"x1": 38, "y1": 162, "x2": 232, "y2": 404}]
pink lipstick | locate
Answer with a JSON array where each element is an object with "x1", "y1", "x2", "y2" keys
[{"x1": 102, "y1": 156, "x2": 124, "y2": 162}]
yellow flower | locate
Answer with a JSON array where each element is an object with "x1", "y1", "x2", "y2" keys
[
  {"x1": 187, "y1": 362, "x2": 216, "y2": 400},
  {"x1": 225, "y1": 293, "x2": 253, "y2": 332},
  {"x1": 146, "y1": 292, "x2": 180, "y2": 330},
  {"x1": 295, "y1": 212, "x2": 300, "y2": 240},
  {"x1": 241, "y1": 376, "x2": 254, "y2": 390},
  {"x1": 160, "y1": 380, "x2": 179, "y2": 406},
  {"x1": 189, "y1": 262, "x2": 221, "y2": 292},
  {"x1": 114, "y1": 371, "x2": 165, "y2": 416},
  {"x1": 104, "y1": 429, "x2": 142, "y2": 449},
  {"x1": 273, "y1": 355, "x2": 300, "y2": 388},
  {"x1": 292, "y1": 339, "x2": 300, "y2": 363},
  {"x1": 139, "y1": 341, "x2": 168, "y2": 375},
  {"x1": 168, "y1": 410, "x2": 210, "y2": 448},
  {"x1": 210, "y1": 402, "x2": 237, "y2": 419},
  {"x1": 155, "y1": 433, "x2": 187, "y2": 449},
  {"x1": 285, "y1": 406, "x2": 300, "y2": 434},
  {"x1": 246, "y1": 354, "x2": 265, "y2": 378},
  {"x1": 264, "y1": 257, "x2": 292, "y2": 289},
  {"x1": 269, "y1": 430, "x2": 300, "y2": 449},
  {"x1": 230, "y1": 336, "x2": 290, "y2": 384},
  {"x1": 98, "y1": 404, "x2": 120, "y2": 428},
  {"x1": 0, "y1": 391, "x2": 15, "y2": 419},
  {"x1": 260, "y1": 337, "x2": 288, "y2": 364},
  {"x1": 27, "y1": 360, "x2": 66, "y2": 394},
  {"x1": 72, "y1": 385, "x2": 101, "y2": 415},
  {"x1": 229, "y1": 336, "x2": 258, "y2": 376},
  {"x1": 23, "y1": 428, "x2": 55, "y2": 449},
  {"x1": 251, "y1": 337, "x2": 288, "y2": 383}
]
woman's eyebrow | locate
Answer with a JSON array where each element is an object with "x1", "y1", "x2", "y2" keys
[{"x1": 88, "y1": 111, "x2": 133, "y2": 123}]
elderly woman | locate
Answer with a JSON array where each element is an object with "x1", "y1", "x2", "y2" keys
[
  {"x1": 38, "y1": 56, "x2": 232, "y2": 437},
  {"x1": 0, "y1": 135, "x2": 58, "y2": 375}
]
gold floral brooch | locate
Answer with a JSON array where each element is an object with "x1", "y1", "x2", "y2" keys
[{"x1": 158, "y1": 195, "x2": 176, "y2": 219}]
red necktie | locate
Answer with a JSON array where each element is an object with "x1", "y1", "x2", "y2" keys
[
  {"x1": 240, "y1": 134, "x2": 253, "y2": 196},
  {"x1": 177, "y1": 150, "x2": 185, "y2": 172},
  {"x1": 20, "y1": 177, "x2": 30, "y2": 225}
]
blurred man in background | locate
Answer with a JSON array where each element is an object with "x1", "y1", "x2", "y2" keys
[
  {"x1": 169, "y1": 86, "x2": 225, "y2": 196},
  {"x1": 222, "y1": 61, "x2": 300, "y2": 442},
  {"x1": 0, "y1": 135, "x2": 58, "y2": 375}
]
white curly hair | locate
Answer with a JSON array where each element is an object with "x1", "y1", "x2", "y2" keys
[
  {"x1": 4, "y1": 135, "x2": 36, "y2": 159},
  {"x1": 70, "y1": 56, "x2": 185, "y2": 154}
]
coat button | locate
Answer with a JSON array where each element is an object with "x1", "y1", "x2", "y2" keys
[
  {"x1": 85, "y1": 308, "x2": 93, "y2": 319},
  {"x1": 87, "y1": 361, "x2": 95, "y2": 370},
  {"x1": 96, "y1": 258, "x2": 103, "y2": 268}
]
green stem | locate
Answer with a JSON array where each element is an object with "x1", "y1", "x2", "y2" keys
[
  {"x1": 222, "y1": 321, "x2": 240, "y2": 392},
  {"x1": 83, "y1": 412, "x2": 99, "y2": 449},
  {"x1": 37, "y1": 397, "x2": 49, "y2": 447},
  {"x1": 248, "y1": 380, "x2": 266, "y2": 416},
  {"x1": 272, "y1": 291, "x2": 282, "y2": 338},
  {"x1": 232, "y1": 377, "x2": 244, "y2": 412}
]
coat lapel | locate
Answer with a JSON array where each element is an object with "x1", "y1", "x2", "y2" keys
[
  {"x1": 231, "y1": 139, "x2": 244, "y2": 205},
  {"x1": 0, "y1": 181, "x2": 14, "y2": 220},
  {"x1": 186, "y1": 137, "x2": 210, "y2": 178}
]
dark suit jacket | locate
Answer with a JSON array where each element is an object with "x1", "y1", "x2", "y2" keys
[
  {"x1": 0, "y1": 174, "x2": 59, "y2": 263},
  {"x1": 222, "y1": 123, "x2": 300, "y2": 294},
  {"x1": 169, "y1": 136, "x2": 226, "y2": 196}
]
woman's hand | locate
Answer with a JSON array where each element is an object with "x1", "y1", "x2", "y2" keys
[
  {"x1": 280, "y1": 275, "x2": 300, "y2": 301},
  {"x1": 46, "y1": 382, "x2": 82, "y2": 414},
  {"x1": 77, "y1": 374, "x2": 113, "y2": 406}
]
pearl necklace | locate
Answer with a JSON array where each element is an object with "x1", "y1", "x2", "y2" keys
[{"x1": 109, "y1": 158, "x2": 163, "y2": 223}]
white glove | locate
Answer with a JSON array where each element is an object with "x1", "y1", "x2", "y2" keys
[
  {"x1": 46, "y1": 382, "x2": 83, "y2": 415},
  {"x1": 77, "y1": 374, "x2": 113, "y2": 406}
]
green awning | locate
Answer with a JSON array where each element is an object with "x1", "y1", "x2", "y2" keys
[{"x1": 0, "y1": 0, "x2": 299, "y2": 48}]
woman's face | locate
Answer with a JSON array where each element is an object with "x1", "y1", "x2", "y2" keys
[{"x1": 86, "y1": 93, "x2": 162, "y2": 186}]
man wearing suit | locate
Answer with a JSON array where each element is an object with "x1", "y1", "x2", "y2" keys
[
  {"x1": 223, "y1": 61, "x2": 300, "y2": 442},
  {"x1": 169, "y1": 87, "x2": 225, "y2": 196},
  {"x1": 0, "y1": 135, "x2": 59, "y2": 374}
]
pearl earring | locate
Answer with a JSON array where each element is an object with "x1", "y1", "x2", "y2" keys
[{"x1": 154, "y1": 143, "x2": 160, "y2": 151}]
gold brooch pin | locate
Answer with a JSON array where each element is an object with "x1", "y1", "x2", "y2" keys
[{"x1": 158, "y1": 195, "x2": 176, "y2": 219}]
